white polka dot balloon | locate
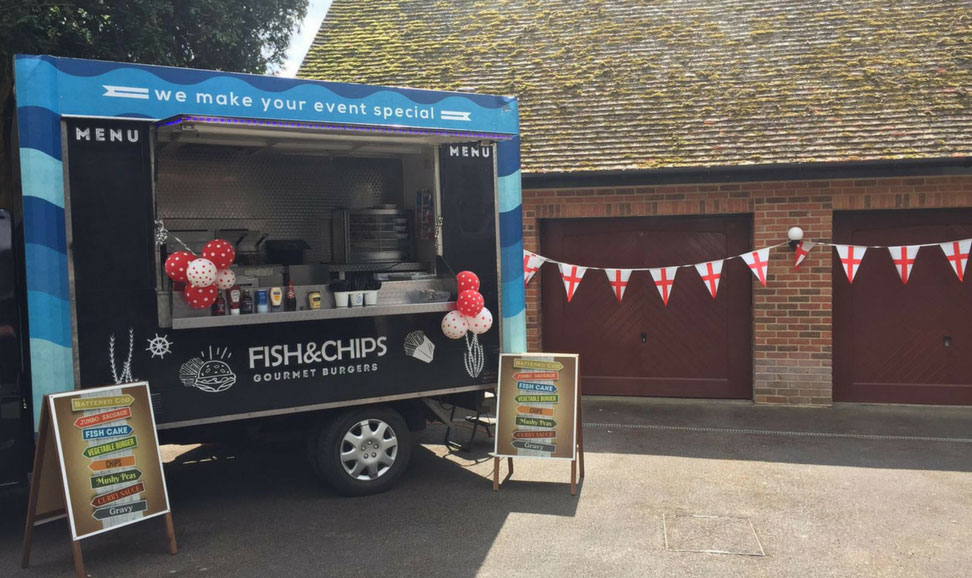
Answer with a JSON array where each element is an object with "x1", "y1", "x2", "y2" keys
[
  {"x1": 185, "y1": 258, "x2": 218, "y2": 288},
  {"x1": 215, "y1": 268, "x2": 236, "y2": 290},
  {"x1": 464, "y1": 307, "x2": 492, "y2": 335},
  {"x1": 441, "y1": 310, "x2": 468, "y2": 339}
]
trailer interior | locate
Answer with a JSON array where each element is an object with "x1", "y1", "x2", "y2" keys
[{"x1": 153, "y1": 116, "x2": 499, "y2": 329}]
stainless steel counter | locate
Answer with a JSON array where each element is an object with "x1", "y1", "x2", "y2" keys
[{"x1": 172, "y1": 301, "x2": 454, "y2": 330}]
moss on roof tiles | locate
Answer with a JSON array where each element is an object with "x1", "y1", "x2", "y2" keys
[{"x1": 299, "y1": 0, "x2": 972, "y2": 173}]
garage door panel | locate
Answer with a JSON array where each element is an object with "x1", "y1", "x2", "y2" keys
[
  {"x1": 834, "y1": 209, "x2": 972, "y2": 404},
  {"x1": 850, "y1": 247, "x2": 947, "y2": 385},
  {"x1": 588, "y1": 376, "x2": 731, "y2": 398},
  {"x1": 541, "y1": 215, "x2": 752, "y2": 399},
  {"x1": 855, "y1": 326, "x2": 946, "y2": 385},
  {"x1": 844, "y1": 383, "x2": 972, "y2": 405}
]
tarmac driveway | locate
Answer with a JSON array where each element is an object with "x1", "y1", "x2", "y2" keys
[{"x1": 2, "y1": 397, "x2": 971, "y2": 577}]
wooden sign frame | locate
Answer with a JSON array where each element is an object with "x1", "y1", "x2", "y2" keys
[
  {"x1": 21, "y1": 382, "x2": 177, "y2": 577},
  {"x1": 492, "y1": 353, "x2": 585, "y2": 495}
]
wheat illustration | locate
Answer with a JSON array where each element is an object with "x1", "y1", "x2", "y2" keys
[{"x1": 108, "y1": 329, "x2": 137, "y2": 384}]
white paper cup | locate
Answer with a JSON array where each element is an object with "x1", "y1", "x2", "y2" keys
[
  {"x1": 334, "y1": 291, "x2": 350, "y2": 307},
  {"x1": 364, "y1": 290, "x2": 378, "y2": 306},
  {"x1": 350, "y1": 291, "x2": 364, "y2": 307}
]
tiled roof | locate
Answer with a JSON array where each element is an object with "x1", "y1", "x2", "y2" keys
[{"x1": 299, "y1": 0, "x2": 972, "y2": 174}]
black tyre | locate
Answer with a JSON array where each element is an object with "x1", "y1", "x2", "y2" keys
[{"x1": 309, "y1": 406, "x2": 412, "y2": 496}]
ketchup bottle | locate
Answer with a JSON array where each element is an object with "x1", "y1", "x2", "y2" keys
[{"x1": 227, "y1": 287, "x2": 241, "y2": 315}]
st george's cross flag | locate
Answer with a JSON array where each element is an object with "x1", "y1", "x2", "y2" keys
[
  {"x1": 523, "y1": 250, "x2": 544, "y2": 284},
  {"x1": 559, "y1": 263, "x2": 588, "y2": 302},
  {"x1": 888, "y1": 245, "x2": 920, "y2": 284},
  {"x1": 603, "y1": 268, "x2": 633, "y2": 302},
  {"x1": 940, "y1": 239, "x2": 971, "y2": 282},
  {"x1": 695, "y1": 260, "x2": 724, "y2": 299},
  {"x1": 835, "y1": 245, "x2": 867, "y2": 283},
  {"x1": 741, "y1": 248, "x2": 771, "y2": 286},
  {"x1": 794, "y1": 240, "x2": 816, "y2": 269},
  {"x1": 648, "y1": 266, "x2": 678, "y2": 306}
]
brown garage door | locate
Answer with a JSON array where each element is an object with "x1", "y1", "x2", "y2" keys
[
  {"x1": 834, "y1": 209, "x2": 972, "y2": 404},
  {"x1": 540, "y1": 215, "x2": 753, "y2": 399}
]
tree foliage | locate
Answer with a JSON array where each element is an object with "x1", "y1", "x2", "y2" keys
[
  {"x1": 1, "y1": 0, "x2": 309, "y2": 207},
  {"x1": 2, "y1": 0, "x2": 308, "y2": 76}
]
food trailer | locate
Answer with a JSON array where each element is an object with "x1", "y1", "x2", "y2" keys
[{"x1": 4, "y1": 55, "x2": 526, "y2": 494}]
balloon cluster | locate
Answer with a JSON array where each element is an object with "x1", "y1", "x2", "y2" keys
[
  {"x1": 164, "y1": 239, "x2": 237, "y2": 309},
  {"x1": 441, "y1": 271, "x2": 493, "y2": 339}
]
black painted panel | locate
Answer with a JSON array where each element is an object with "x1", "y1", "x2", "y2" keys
[
  {"x1": 66, "y1": 119, "x2": 155, "y2": 391},
  {"x1": 63, "y1": 126, "x2": 499, "y2": 426},
  {"x1": 440, "y1": 142, "x2": 497, "y2": 308}
]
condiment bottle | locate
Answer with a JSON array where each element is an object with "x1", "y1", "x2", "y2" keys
[
  {"x1": 256, "y1": 290, "x2": 269, "y2": 313},
  {"x1": 270, "y1": 287, "x2": 283, "y2": 311},
  {"x1": 285, "y1": 280, "x2": 297, "y2": 312},
  {"x1": 241, "y1": 289, "x2": 254, "y2": 314},
  {"x1": 211, "y1": 294, "x2": 226, "y2": 316},
  {"x1": 227, "y1": 287, "x2": 241, "y2": 315}
]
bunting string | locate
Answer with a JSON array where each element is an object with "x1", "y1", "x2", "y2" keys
[
  {"x1": 524, "y1": 235, "x2": 971, "y2": 304},
  {"x1": 524, "y1": 242, "x2": 788, "y2": 272}
]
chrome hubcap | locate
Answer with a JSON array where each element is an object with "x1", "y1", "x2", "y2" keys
[{"x1": 340, "y1": 419, "x2": 398, "y2": 480}]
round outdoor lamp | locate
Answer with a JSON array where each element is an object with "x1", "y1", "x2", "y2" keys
[{"x1": 787, "y1": 226, "x2": 804, "y2": 248}]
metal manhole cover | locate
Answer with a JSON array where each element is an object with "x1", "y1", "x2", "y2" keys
[{"x1": 663, "y1": 514, "x2": 765, "y2": 556}]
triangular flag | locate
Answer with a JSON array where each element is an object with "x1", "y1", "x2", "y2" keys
[
  {"x1": 741, "y1": 247, "x2": 771, "y2": 286},
  {"x1": 558, "y1": 263, "x2": 588, "y2": 302},
  {"x1": 940, "y1": 239, "x2": 971, "y2": 282},
  {"x1": 694, "y1": 260, "x2": 724, "y2": 298},
  {"x1": 794, "y1": 240, "x2": 816, "y2": 269},
  {"x1": 523, "y1": 250, "x2": 544, "y2": 284},
  {"x1": 603, "y1": 268, "x2": 633, "y2": 302},
  {"x1": 835, "y1": 245, "x2": 867, "y2": 283},
  {"x1": 648, "y1": 266, "x2": 678, "y2": 306},
  {"x1": 888, "y1": 245, "x2": 920, "y2": 284}
]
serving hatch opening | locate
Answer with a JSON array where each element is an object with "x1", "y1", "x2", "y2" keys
[{"x1": 152, "y1": 115, "x2": 499, "y2": 329}]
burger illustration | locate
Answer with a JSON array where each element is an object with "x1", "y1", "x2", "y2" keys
[{"x1": 180, "y1": 348, "x2": 237, "y2": 393}]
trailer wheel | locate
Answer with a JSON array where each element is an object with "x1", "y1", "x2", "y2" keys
[{"x1": 310, "y1": 406, "x2": 412, "y2": 496}]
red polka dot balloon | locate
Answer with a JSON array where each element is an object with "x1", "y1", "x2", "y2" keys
[
  {"x1": 456, "y1": 289, "x2": 484, "y2": 317},
  {"x1": 185, "y1": 284, "x2": 218, "y2": 309},
  {"x1": 202, "y1": 239, "x2": 235, "y2": 270},
  {"x1": 464, "y1": 307, "x2": 493, "y2": 335},
  {"x1": 164, "y1": 251, "x2": 196, "y2": 283},
  {"x1": 186, "y1": 258, "x2": 218, "y2": 288},
  {"x1": 456, "y1": 271, "x2": 480, "y2": 293},
  {"x1": 441, "y1": 310, "x2": 468, "y2": 339}
]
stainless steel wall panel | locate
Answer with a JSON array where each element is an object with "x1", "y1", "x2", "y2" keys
[{"x1": 155, "y1": 144, "x2": 404, "y2": 264}]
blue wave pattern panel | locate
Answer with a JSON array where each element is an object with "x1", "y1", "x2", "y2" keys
[
  {"x1": 497, "y1": 137, "x2": 526, "y2": 353},
  {"x1": 15, "y1": 56, "x2": 74, "y2": 426},
  {"x1": 17, "y1": 55, "x2": 519, "y2": 135}
]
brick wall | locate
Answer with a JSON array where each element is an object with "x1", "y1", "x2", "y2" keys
[{"x1": 522, "y1": 174, "x2": 972, "y2": 405}]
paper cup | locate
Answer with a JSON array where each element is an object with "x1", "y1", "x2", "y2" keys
[
  {"x1": 350, "y1": 291, "x2": 364, "y2": 307},
  {"x1": 364, "y1": 290, "x2": 378, "y2": 306},
  {"x1": 334, "y1": 291, "x2": 350, "y2": 307}
]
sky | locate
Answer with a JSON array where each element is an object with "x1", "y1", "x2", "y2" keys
[{"x1": 279, "y1": 0, "x2": 333, "y2": 77}]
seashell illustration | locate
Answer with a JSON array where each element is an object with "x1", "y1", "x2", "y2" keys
[{"x1": 180, "y1": 357, "x2": 204, "y2": 387}]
